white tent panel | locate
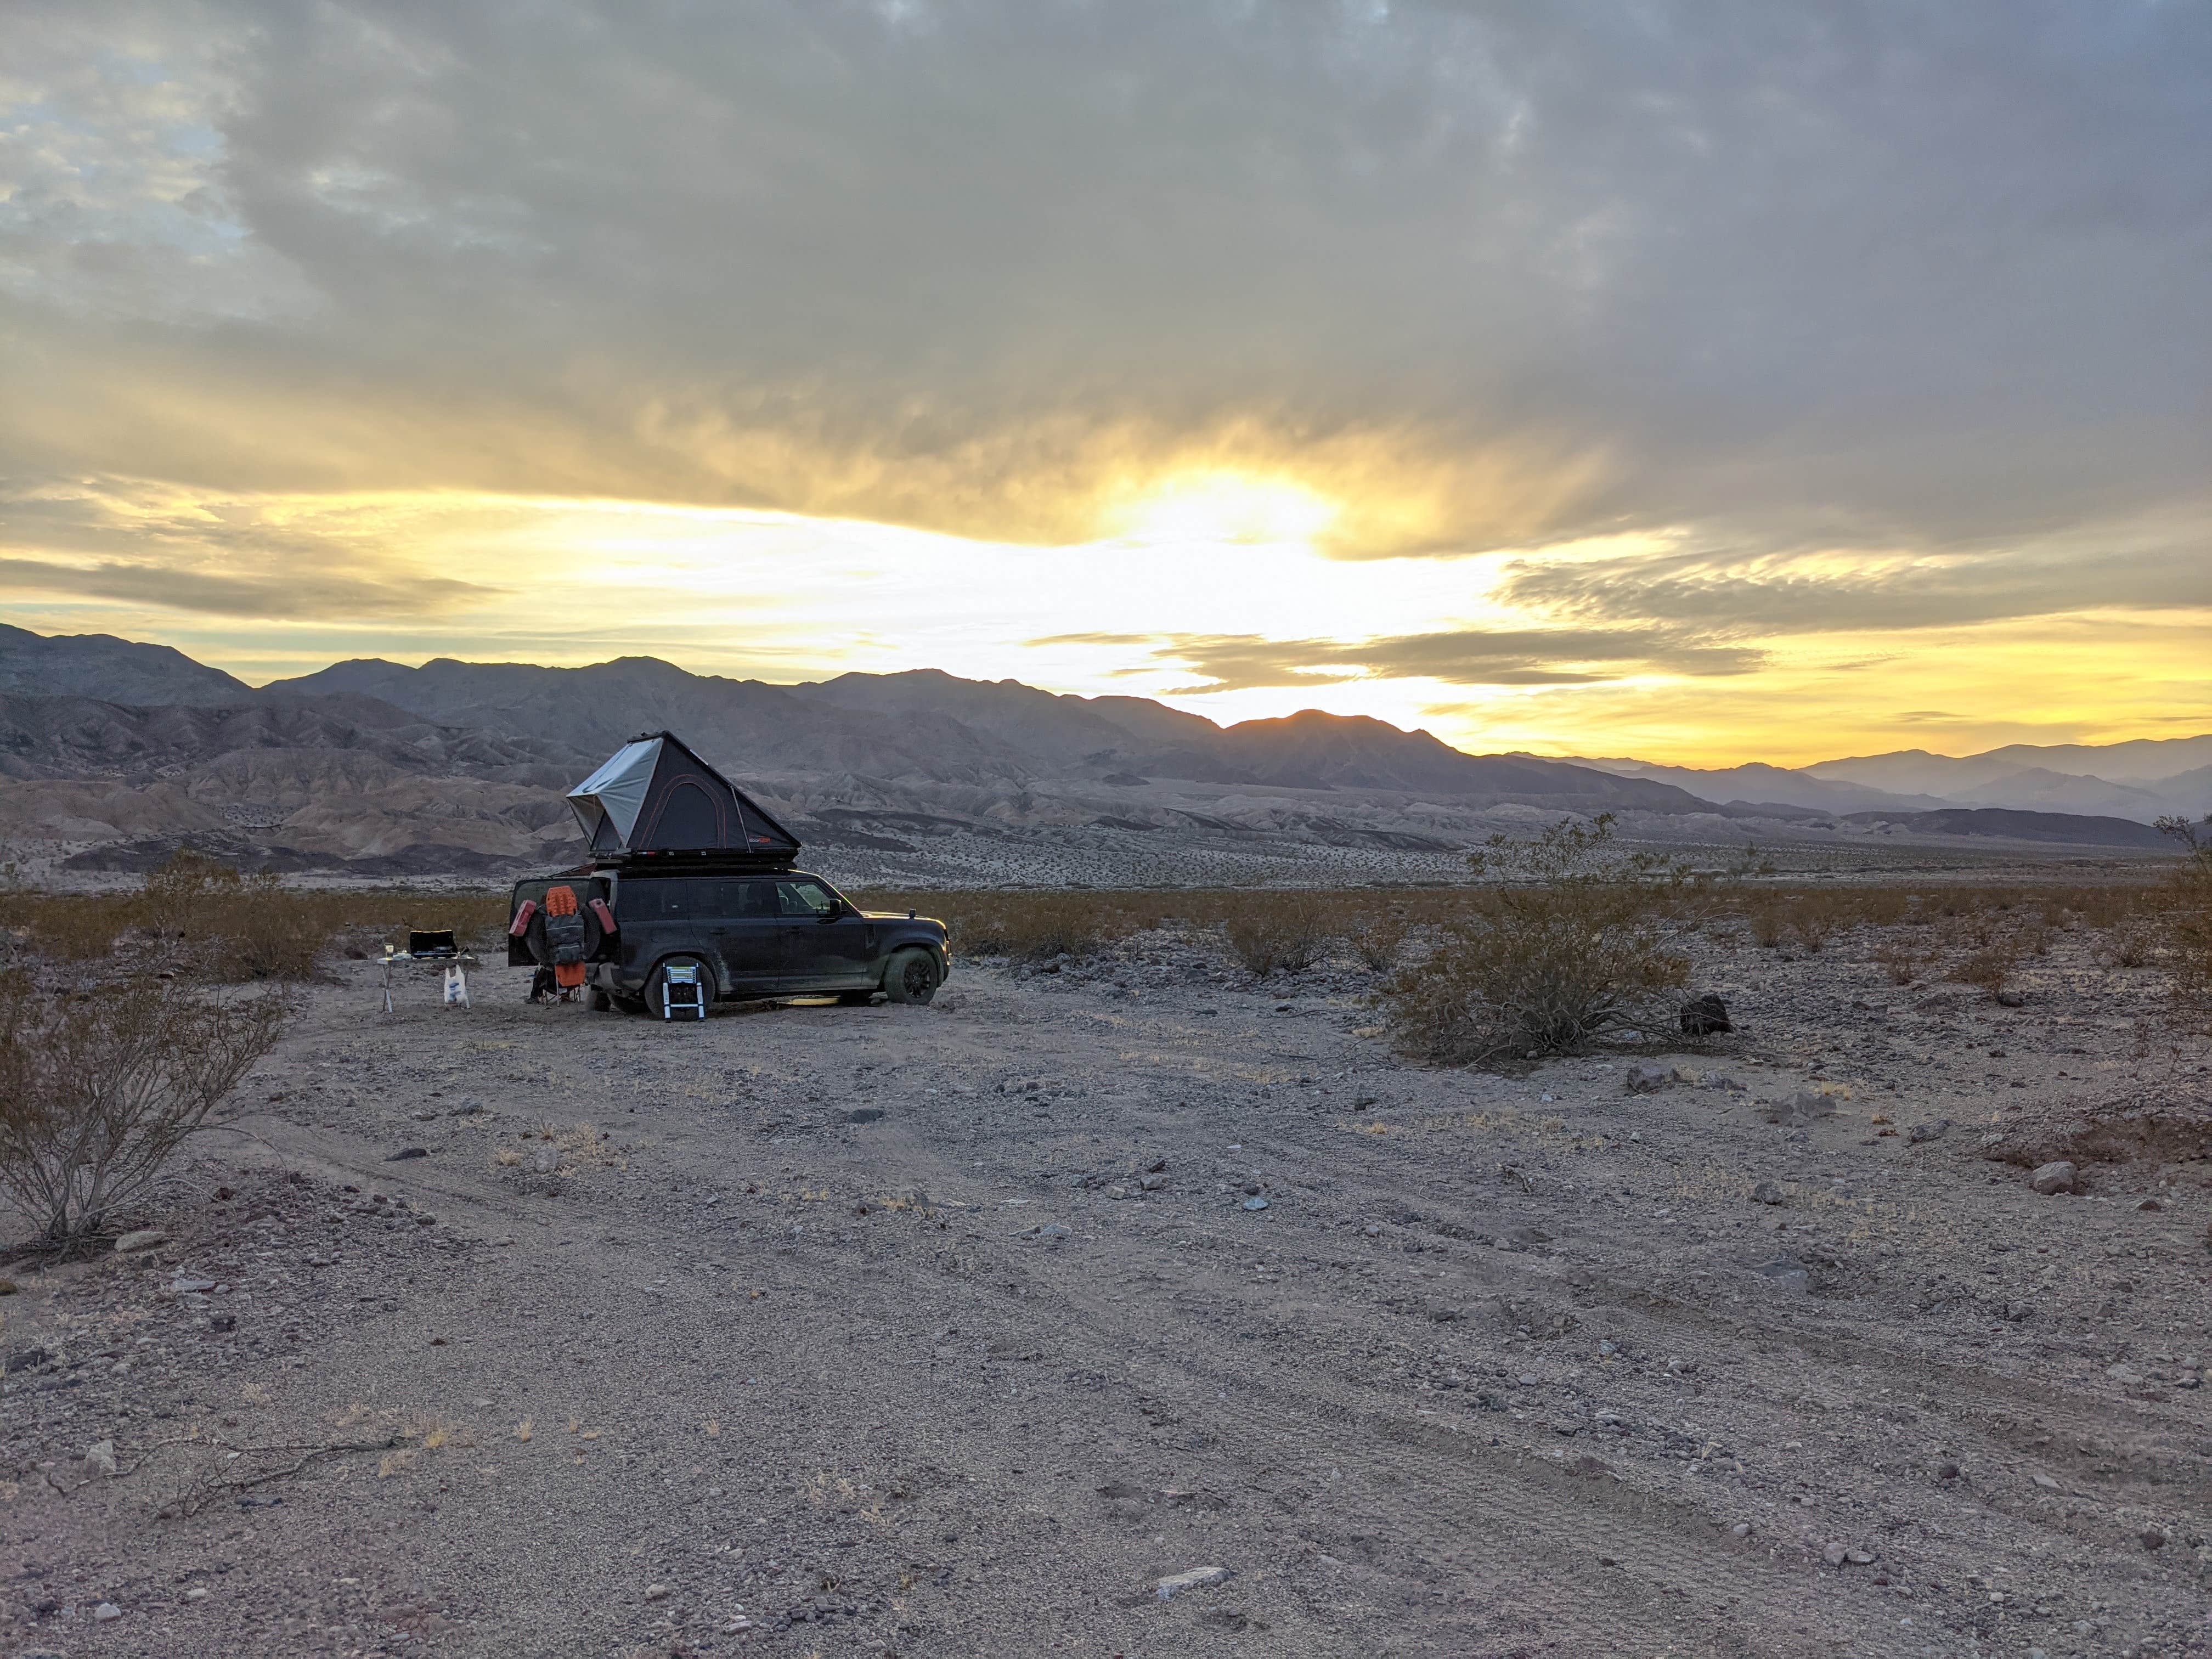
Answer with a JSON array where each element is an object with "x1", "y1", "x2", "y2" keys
[{"x1": 566, "y1": 736, "x2": 661, "y2": 846}]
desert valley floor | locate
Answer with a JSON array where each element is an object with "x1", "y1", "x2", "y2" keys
[{"x1": 2, "y1": 928, "x2": 2208, "y2": 1658}]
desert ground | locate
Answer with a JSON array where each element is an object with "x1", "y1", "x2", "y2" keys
[{"x1": 3, "y1": 909, "x2": 2209, "y2": 1659}]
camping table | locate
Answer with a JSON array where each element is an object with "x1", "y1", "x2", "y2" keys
[{"x1": 379, "y1": 949, "x2": 479, "y2": 1014}]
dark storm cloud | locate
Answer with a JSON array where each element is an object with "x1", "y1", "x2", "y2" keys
[
  {"x1": 1040, "y1": 628, "x2": 1764, "y2": 691},
  {"x1": 4, "y1": 1, "x2": 2209, "y2": 601}
]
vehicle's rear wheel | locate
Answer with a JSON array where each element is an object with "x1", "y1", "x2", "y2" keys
[
  {"x1": 883, "y1": 948, "x2": 941, "y2": 1006},
  {"x1": 647, "y1": 956, "x2": 712, "y2": 1021}
]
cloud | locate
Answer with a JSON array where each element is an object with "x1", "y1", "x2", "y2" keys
[
  {"x1": 1091, "y1": 628, "x2": 1766, "y2": 693},
  {"x1": 2, "y1": 0, "x2": 2208, "y2": 568},
  {"x1": 0, "y1": 553, "x2": 491, "y2": 620},
  {"x1": 1498, "y1": 517, "x2": 2212, "y2": 635}
]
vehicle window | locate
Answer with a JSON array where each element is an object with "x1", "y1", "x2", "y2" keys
[
  {"x1": 628, "y1": 879, "x2": 715, "y2": 919},
  {"x1": 773, "y1": 879, "x2": 838, "y2": 917},
  {"x1": 732, "y1": 879, "x2": 780, "y2": 918}
]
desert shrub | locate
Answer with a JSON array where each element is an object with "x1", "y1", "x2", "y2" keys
[
  {"x1": 1746, "y1": 896, "x2": 1786, "y2": 949},
  {"x1": 1375, "y1": 815, "x2": 1691, "y2": 1068},
  {"x1": 1871, "y1": 940, "x2": 1921, "y2": 984},
  {"x1": 1948, "y1": 943, "x2": 2018, "y2": 998},
  {"x1": 0, "y1": 973, "x2": 286, "y2": 1244},
  {"x1": 2093, "y1": 918, "x2": 2161, "y2": 969},
  {"x1": 10, "y1": 858, "x2": 508, "y2": 980},
  {"x1": 1351, "y1": 909, "x2": 1411, "y2": 971},
  {"x1": 1223, "y1": 892, "x2": 1336, "y2": 976},
  {"x1": 1786, "y1": 898, "x2": 1841, "y2": 953},
  {"x1": 19, "y1": 893, "x2": 142, "y2": 961},
  {"x1": 2155, "y1": 815, "x2": 2212, "y2": 1005}
]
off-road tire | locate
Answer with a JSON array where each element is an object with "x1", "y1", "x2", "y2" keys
[
  {"x1": 647, "y1": 956, "x2": 712, "y2": 1022},
  {"x1": 883, "y1": 948, "x2": 941, "y2": 1006}
]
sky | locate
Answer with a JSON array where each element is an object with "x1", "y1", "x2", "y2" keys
[{"x1": 2, "y1": 1, "x2": 2207, "y2": 765}]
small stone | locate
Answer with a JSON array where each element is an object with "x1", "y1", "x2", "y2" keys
[
  {"x1": 1906, "y1": 1119, "x2": 1950, "y2": 1145},
  {"x1": 531, "y1": 1147, "x2": 560, "y2": 1175},
  {"x1": 1156, "y1": 1566, "x2": 1229, "y2": 1599},
  {"x1": 1138, "y1": 1173, "x2": 1166, "y2": 1191},
  {"x1": 2032, "y1": 1471, "x2": 2061, "y2": 1490},
  {"x1": 95, "y1": 1601, "x2": 123, "y2": 1621},
  {"x1": 1750, "y1": 1181, "x2": 1785, "y2": 1205},
  {"x1": 1993, "y1": 989, "x2": 2025, "y2": 1007},
  {"x1": 114, "y1": 1230, "x2": 168, "y2": 1254},
  {"x1": 1754, "y1": 1253, "x2": 1811, "y2": 1293},
  {"x1": 386, "y1": 1147, "x2": 429, "y2": 1162},
  {"x1": 1821, "y1": 1542, "x2": 1848, "y2": 1567},
  {"x1": 1105, "y1": 1185, "x2": 1128, "y2": 1200},
  {"x1": 1036, "y1": 1223, "x2": 1071, "y2": 1240},
  {"x1": 1846, "y1": 1548, "x2": 1876, "y2": 1565},
  {"x1": 1730, "y1": 1522, "x2": 1751, "y2": 1538},
  {"x1": 1623, "y1": 1065, "x2": 1672, "y2": 1095},
  {"x1": 1242, "y1": 1197, "x2": 1269, "y2": 1211},
  {"x1": 2133, "y1": 1196, "x2": 2163, "y2": 1211},
  {"x1": 185, "y1": 1586, "x2": 210, "y2": 1601},
  {"x1": 85, "y1": 1440, "x2": 118, "y2": 1477},
  {"x1": 644, "y1": 1583, "x2": 672, "y2": 1602},
  {"x1": 2028, "y1": 1161, "x2": 2076, "y2": 1195}
]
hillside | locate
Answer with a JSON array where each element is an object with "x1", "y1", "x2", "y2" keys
[{"x1": 0, "y1": 627, "x2": 2194, "y2": 879}]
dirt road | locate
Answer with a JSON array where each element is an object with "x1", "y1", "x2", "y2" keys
[{"x1": 4, "y1": 934, "x2": 2208, "y2": 1657}]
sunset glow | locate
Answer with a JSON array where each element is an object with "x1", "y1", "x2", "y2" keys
[{"x1": 3, "y1": 1, "x2": 2205, "y2": 766}]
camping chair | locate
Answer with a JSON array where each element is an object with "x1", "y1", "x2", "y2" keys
[{"x1": 660, "y1": 961, "x2": 706, "y2": 1022}]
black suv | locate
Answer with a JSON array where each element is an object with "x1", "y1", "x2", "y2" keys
[{"x1": 509, "y1": 868, "x2": 949, "y2": 1017}]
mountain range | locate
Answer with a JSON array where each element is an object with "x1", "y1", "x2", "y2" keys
[{"x1": 0, "y1": 624, "x2": 2197, "y2": 879}]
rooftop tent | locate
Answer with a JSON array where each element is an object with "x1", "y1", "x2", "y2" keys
[{"x1": 566, "y1": 731, "x2": 800, "y2": 861}]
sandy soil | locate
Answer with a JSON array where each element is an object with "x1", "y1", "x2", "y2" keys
[{"x1": 3, "y1": 926, "x2": 2209, "y2": 1658}]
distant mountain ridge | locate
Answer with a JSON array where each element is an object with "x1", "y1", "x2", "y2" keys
[
  {"x1": 0, "y1": 624, "x2": 2197, "y2": 872},
  {"x1": 1570, "y1": 737, "x2": 2212, "y2": 825},
  {"x1": 268, "y1": 655, "x2": 1704, "y2": 809}
]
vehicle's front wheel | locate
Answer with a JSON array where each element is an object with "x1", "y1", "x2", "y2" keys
[
  {"x1": 647, "y1": 956, "x2": 712, "y2": 1021},
  {"x1": 883, "y1": 948, "x2": 941, "y2": 1006}
]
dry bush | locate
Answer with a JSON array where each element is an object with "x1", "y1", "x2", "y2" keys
[
  {"x1": 1223, "y1": 892, "x2": 1338, "y2": 977},
  {"x1": 2094, "y1": 918, "x2": 2162, "y2": 969},
  {"x1": 1785, "y1": 898, "x2": 1841, "y2": 953},
  {"x1": 1871, "y1": 940, "x2": 1921, "y2": 984},
  {"x1": 1747, "y1": 897, "x2": 1786, "y2": 949},
  {"x1": 2155, "y1": 815, "x2": 2212, "y2": 1009},
  {"x1": 1947, "y1": 943, "x2": 2019, "y2": 999},
  {"x1": 1376, "y1": 815, "x2": 1690, "y2": 1068},
  {"x1": 1351, "y1": 909, "x2": 1412, "y2": 971},
  {"x1": 11, "y1": 856, "x2": 508, "y2": 981},
  {"x1": 0, "y1": 973, "x2": 286, "y2": 1244}
]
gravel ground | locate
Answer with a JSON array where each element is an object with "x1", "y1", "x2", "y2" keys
[{"x1": 3, "y1": 924, "x2": 2209, "y2": 1658}]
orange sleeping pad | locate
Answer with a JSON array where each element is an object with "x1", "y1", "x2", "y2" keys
[{"x1": 544, "y1": 884, "x2": 587, "y2": 989}]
